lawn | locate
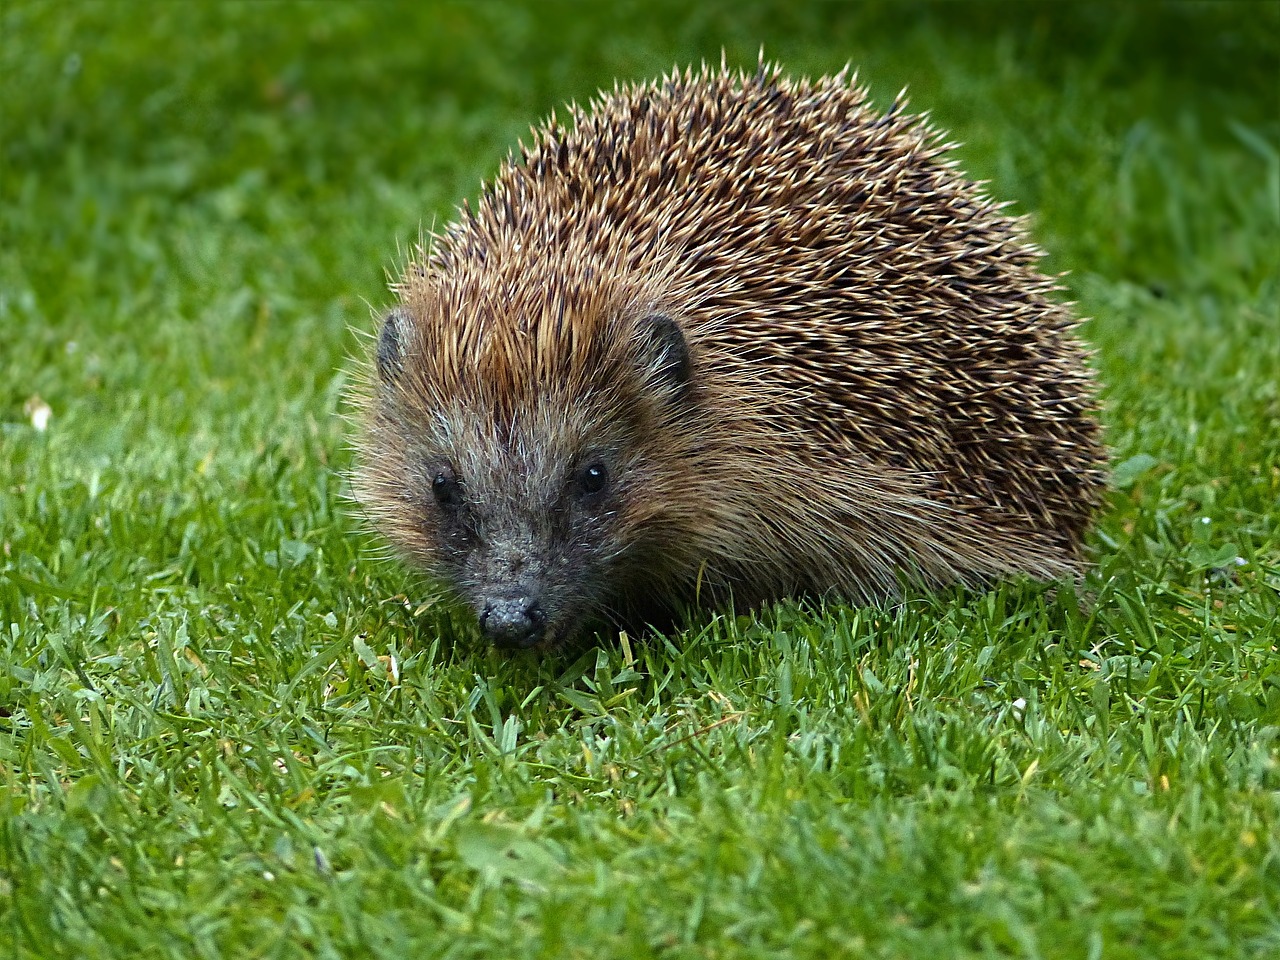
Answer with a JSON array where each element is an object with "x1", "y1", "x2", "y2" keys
[{"x1": 1, "y1": 2, "x2": 1278, "y2": 957}]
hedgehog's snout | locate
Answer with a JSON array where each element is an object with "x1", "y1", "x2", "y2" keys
[{"x1": 478, "y1": 595, "x2": 548, "y2": 649}]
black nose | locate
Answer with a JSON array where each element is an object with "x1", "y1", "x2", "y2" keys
[{"x1": 478, "y1": 597, "x2": 547, "y2": 649}]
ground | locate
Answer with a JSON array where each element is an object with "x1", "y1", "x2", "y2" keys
[{"x1": 1, "y1": 2, "x2": 1277, "y2": 958}]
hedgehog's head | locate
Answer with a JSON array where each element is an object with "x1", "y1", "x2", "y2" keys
[{"x1": 356, "y1": 267, "x2": 700, "y2": 651}]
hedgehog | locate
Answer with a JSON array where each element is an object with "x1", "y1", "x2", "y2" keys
[{"x1": 352, "y1": 59, "x2": 1107, "y2": 652}]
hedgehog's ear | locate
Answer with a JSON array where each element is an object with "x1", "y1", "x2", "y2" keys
[
  {"x1": 376, "y1": 306, "x2": 411, "y2": 383},
  {"x1": 637, "y1": 312, "x2": 692, "y2": 400}
]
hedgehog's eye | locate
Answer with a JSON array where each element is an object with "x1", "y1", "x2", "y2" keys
[
  {"x1": 576, "y1": 461, "x2": 608, "y2": 497},
  {"x1": 431, "y1": 468, "x2": 462, "y2": 507}
]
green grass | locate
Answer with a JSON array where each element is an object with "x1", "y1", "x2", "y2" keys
[{"x1": 2, "y1": 1, "x2": 1278, "y2": 957}]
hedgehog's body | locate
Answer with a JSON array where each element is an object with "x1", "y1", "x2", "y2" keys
[{"x1": 355, "y1": 62, "x2": 1106, "y2": 650}]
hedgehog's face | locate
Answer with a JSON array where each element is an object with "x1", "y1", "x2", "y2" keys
[
  {"x1": 360, "y1": 301, "x2": 695, "y2": 651},
  {"x1": 408, "y1": 413, "x2": 633, "y2": 651}
]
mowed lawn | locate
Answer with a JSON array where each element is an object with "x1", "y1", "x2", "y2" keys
[{"x1": 2, "y1": 2, "x2": 1277, "y2": 957}]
